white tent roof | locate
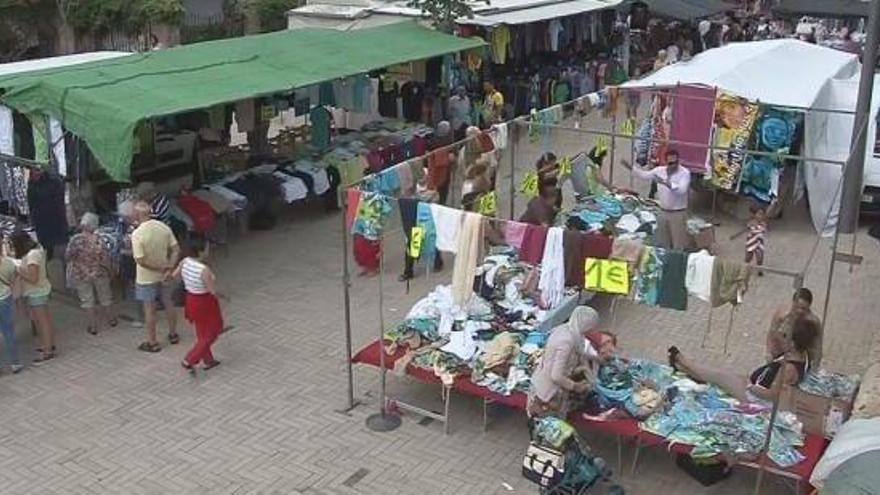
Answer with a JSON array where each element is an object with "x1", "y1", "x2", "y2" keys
[
  {"x1": 460, "y1": 0, "x2": 622, "y2": 26},
  {"x1": 622, "y1": 39, "x2": 860, "y2": 109},
  {"x1": 0, "y1": 52, "x2": 130, "y2": 77}
]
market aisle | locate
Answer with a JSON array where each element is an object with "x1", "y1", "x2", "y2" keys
[{"x1": 1, "y1": 124, "x2": 879, "y2": 494}]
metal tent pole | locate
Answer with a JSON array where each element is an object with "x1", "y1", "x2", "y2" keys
[
  {"x1": 366, "y1": 232, "x2": 401, "y2": 432},
  {"x1": 509, "y1": 120, "x2": 517, "y2": 220},
  {"x1": 339, "y1": 192, "x2": 357, "y2": 412}
]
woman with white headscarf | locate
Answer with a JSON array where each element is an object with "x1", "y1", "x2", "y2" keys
[{"x1": 528, "y1": 306, "x2": 601, "y2": 418}]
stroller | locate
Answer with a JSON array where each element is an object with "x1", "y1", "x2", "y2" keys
[{"x1": 524, "y1": 417, "x2": 625, "y2": 495}]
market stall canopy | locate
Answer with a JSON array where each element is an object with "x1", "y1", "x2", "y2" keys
[
  {"x1": 458, "y1": 0, "x2": 623, "y2": 26},
  {"x1": 0, "y1": 52, "x2": 130, "y2": 77},
  {"x1": 622, "y1": 39, "x2": 860, "y2": 108},
  {"x1": 640, "y1": 0, "x2": 730, "y2": 20},
  {"x1": 0, "y1": 22, "x2": 483, "y2": 181},
  {"x1": 773, "y1": 0, "x2": 870, "y2": 18}
]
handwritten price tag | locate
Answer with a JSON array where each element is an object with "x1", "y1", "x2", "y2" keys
[
  {"x1": 409, "y1": 226, "x2": 425, "y2": 258},
  {"x1": 558, "y1": 157, "x2": 572, "y2": 177},
  {"x1": 477, "y1": 191, "x2": 497, "y2": 215},
  {"x1": 520, "y1": 171, "x2": 539, "y2": 197},
  {"x1": 585, "y1": 258, "x2": 630, "y2": 295}
]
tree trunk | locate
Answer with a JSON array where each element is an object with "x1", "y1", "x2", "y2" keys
[{"x1": 56, "y1": 21, "x2": 76, "y2": 54}]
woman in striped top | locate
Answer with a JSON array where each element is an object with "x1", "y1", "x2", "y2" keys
[{"x1": 173, "y1": 235, "x2": 223, "y2": 372}]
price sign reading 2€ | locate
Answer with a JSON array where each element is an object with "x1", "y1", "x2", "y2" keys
[
  {"x1": 584, "y1": 258, "x2": 630, "y2": 295},
  {"x1": 520, "y1": 171, "x2": 539, "y2": 197},
  {"x1": 409, "y1": 226, "x2": 425, "y2": 258},
  {"x1": 477, "y1": 191, "x2": 497, "y2": 215}
]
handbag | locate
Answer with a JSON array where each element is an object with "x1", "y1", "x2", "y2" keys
[{"x1": 522, "y1": 442, "x2": 565, "y2": 488}]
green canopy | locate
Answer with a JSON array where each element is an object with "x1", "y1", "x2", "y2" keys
[{"x1": 0, "y1": 22, "x2": 484, "y2": 181}]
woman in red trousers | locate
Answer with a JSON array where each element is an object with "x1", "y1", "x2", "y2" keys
[{"x1": 173, "y1": 235, "x2": 223, "y2": 372}]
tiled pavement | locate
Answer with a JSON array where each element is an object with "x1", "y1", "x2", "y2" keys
[{"x1": 1, "y1": 120, "x2": 879, "y2": 494}]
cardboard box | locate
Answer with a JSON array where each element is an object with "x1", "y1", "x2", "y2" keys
[{"x1": 785, "y1": 387, "x2": 856, "y2": 439}]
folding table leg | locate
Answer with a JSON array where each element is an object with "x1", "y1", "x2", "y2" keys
[
  {"x1": 616, "y1": 435, "x2": 623, "y2": 474},
  {"x1": 482, "y1": 398, "x2": 489, "y2": 432},
  {"x1": 443, "y1": 386, "x2": 452, "y2": 435},
  {"x1": 630, "y1": 438, "x2": 642, "y2": 475}
]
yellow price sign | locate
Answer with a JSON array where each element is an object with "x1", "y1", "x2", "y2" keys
[
  {"x1": 584, "y1": 258, "x2": 630, "y2": 295},
  {"x1": 477, "y1": 191, "x2": 497, "y2": 215},
  {"x1": 558, "y1": 157, "x2": 572, "y2": 177},
  {"x1": 409, "y1": 226, "x2": 425, "y2": 258},
  {"x1": 595, "y1": 136, "x2": 609, "y2": 155},
  {"x1": 621, "y1": 118, "x2": 635, "y2": 137},
  {"x1": 520, "y1": 171, "x2": 539, "y2": 197}
]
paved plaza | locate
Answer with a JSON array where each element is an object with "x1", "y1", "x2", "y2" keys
[{"x1": 1, "y1": 123, "x2": 879, "y2": 495}]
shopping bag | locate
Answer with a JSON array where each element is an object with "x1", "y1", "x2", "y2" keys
[{"x1": 522, "y1": 442, "x2": 565, "y2": 488}]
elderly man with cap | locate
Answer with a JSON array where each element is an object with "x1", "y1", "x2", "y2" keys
[{"x1": 528, "y1": 307, "x2": 601, "y2": 418}]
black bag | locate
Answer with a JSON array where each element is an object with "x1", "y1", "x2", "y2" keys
[
  {"x1": 171, "y1": 281, "x2": 186, "y2": 307},
  {"x1": 675, "y1": 454, "x2": 731, "y2": 487},
  {"x1": 522, "y1": 442, "x2": 565, "y2": 488}
]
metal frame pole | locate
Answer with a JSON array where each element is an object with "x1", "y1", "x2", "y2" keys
[
  {"x1": 509, "y1": 120, "x2": 517, "y2": 220},
  {"x1": 609, "y1": 112, "x2": 617, "y2": 185},
  {"x1": 339, "y1": 191, "x2": 356, "y2": 412},
  {"x1": 365, "y1": 231, "x2": 401, "y2": 431}
]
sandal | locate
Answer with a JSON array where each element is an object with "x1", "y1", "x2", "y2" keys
[
  {"x1": 32, "y1": 353, "x2": 54, "y2": 365},
  {"x1": 181, "y1": 361, "x2": 195, "y2": 374},
  {"x1": 87, "y1": 326, "x2": 98, "y2": 336},
  {"x1": 137, "y1": 342, "x2": 161, "y2": 353},
  {"x1": 203, "y1": 360, "x2": 221, "y2": 370},
  {"x1": 667, "y1": 346, "x2": 681, "y2": 373},
  {"x1": 108, "y1": 318, "x2": 119, "y2": 328},
  {"x1": 168, "y1": 333, "x2": 180, "y2": 345}
]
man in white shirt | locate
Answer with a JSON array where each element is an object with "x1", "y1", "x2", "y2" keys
[{"x1": 631, "y1": 149, "x2": 691, "y2": 249}]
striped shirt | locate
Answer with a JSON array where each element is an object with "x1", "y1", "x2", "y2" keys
[
  {"x1": 181, "y1": 257, "x2": 209, "y2": 294},
  {"x1": 151, "y1": 194, "x2": 171, "y2": 225}
]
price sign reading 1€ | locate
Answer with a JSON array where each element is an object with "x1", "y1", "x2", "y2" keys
[
  {"x1": 558, "y1": 157, "x2": 572, "y2": 177},
  {"x1": 409, "y1": 226, "x2": 425, "y2": 258},
  {"x1": 584, "y1": 257, "x2": 630, "y2": 295},
  {"x1": 477, "y1": 191, "x2": 497, "y2": 215}
]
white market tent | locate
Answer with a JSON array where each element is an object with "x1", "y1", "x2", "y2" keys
[
  {"x1": 0, "y1": 51, "x2": 130, "y2": 77},
  {"x1": 804, "y1": 73, "x2": 880, "y2": 236},
  {"x1": 622, "y1": 39, "x2": 860, "y2": 108}
]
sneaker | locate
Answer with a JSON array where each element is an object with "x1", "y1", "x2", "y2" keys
[
  {"x1": 131, "y1": 320, "x2": 144, "y2": 328},
  {"x1": 9, "y1": 364, "x2": 23, "y2": 374}
]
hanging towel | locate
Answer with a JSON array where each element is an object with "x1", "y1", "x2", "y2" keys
[
  {"x1": 345, "y1": 189, "x2": 361, "y2": 230},
  {"x1": 563, "y1": 229, "x2": 585, "y2": 288},
  {"x1": 504, "y1": 221, "x2": 529, "y2": 251},
  {"x1": 657, "y1": 250, "x2": 688, "y2": 310},
  {"x1": 399, "y1": 197, "x2": 419, "y2": 244},
  {"x1": 417, "y1": 201, "x2": 437, "y2": 261},
  {"x1": 583, "y1": 232, "x2": 613, "y2": 259},
  {"x1": 710, "y1": 258, "x2": 751, "y2": 307},
  {"x1": 398, "y1": 161, "x2": 415, "y2": 197},
  {"x1": 0, "y1": 105, "x2": 13, "y2": 155},
  {"x1": 634, "y1": 247, "x2": 664, "y2": 306},
  {"x1": 492, "y1": 122, "x2": 509, "y2": 150},
  {"x1": 539, "y1": 227, "x2": 566, "y2": 308},
  {"x1": 49, "y1": 117, "x2": 66, "y2": 176},
  {"x1": 520, "y1": 225, "x2": 548, "y2": 265},
  {"x1": 610, "y1": 238, "x2": 644, "y2": 267},
  {"x1": 431, "y1": 204, "x2": 463, "y2": 253},
  {"x1": 451, "y1": 213, "x2": 485, "y2": 306},
  {"x1": 685, "y1": 250, "x2": 714, "y2": 303}
]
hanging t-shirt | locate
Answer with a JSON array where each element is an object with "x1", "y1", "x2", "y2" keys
[
  {"x1": 378, "y1": 77, "x2": 399, "y2": 118},
  {"x1": 309, "y1": 106, "x2": 332, "y2": 151},
  {"x1": 491, "y1": 26, "x2": 511, "y2": 64},
  {"x1": 548, "y1": 19, "x2": 563, "y2": 52},
  {"x1": 400, "y1": 82, "x2": 425, "y2": 123},
  {"x1": 352, "y1": 75, "x2": 372, "y2": 114}
]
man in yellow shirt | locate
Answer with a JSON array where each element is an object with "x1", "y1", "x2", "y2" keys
[
  {"x1": 482, "y1": 81, "x2": 505, "y2": 125},
  {"x1": 132, "y1": 201, "x2": 180, "y2": 352}
]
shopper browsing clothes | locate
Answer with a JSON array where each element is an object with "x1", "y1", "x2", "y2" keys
[
  {"x1": 527, "y1": 307, "x2": 600, "y2": 418},
  {"x1": 66, "y1": 213, "x2": 117, "y2": 336},
  {"x1": 627, "y1": 149, "x2": 691, "y2": 249},
  {"x1": 768, "y1": 288, "x2": 823, "y2": 368},
  {"x1": 131, "y1": 201, "x2": 180, "y2": 353},
  {"x1": 481, "y1": 81, "x2": 504, "y2": 126},
  {"x1": 0, "y1": 252, "x2": 21, "y2": 373},
  {"x1": 11, "y1": 232, "x2": 56, "y2": 364},
  {"x1": 173, "y1": 236, "x2": 222, "y2": 372}
]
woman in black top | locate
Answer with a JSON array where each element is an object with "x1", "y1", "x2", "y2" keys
[{"x1": 667, "y1": 317, "x2": 818, "y2": 403}]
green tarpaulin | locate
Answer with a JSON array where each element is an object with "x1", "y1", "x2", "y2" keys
[{"x1": 0, "y1": 22, "x2": 484, "y2": 181}]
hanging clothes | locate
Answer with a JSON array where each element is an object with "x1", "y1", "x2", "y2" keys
[
  {"x1": 309, "y1": 106, "x2": 332, "y2": 151},
  {"x1": 491, "y1": 25, "x2": 511, "y2": 64},
  {"x1": 451, "y1": 212, "x2": 485, "y2": 307},
  {"x1": 583, "y1": 233, "x2": 612, "y2": 260},
  {"x1": 539, "y1": 227, "x2": 566, "y2": 309},
  {"x1": 657, "y1": 250, "x2": 688, "y2": 311},
  {"x1": 685, "y1": 250, "x2": 714, "y2": 303},
  {"x1": 504, "y1": 221, "x2": 529, "y2": 253},
  {"x1": 430, "y1": 204, "x2": 463, "y2": 254},
  {"x1": 27, "y1": 171, "x2": 68, "y2": 252},
  {"x1": 177, "y1": 194, "x2": 216, "y2": 234},
  {"x1": 0, "y1": 105, "x2": 13, "y2": 155},
  {"x1": 563, "y1": 229, "x2": 585, "y2": 288},
  {"x1": 234, "y1": 99, "x2": 255, "y2": 132},
  {"x1": 520, "y1": 225, "x2": 548, "y2": 265},
  {"x1": 351, "y1": 192, "x2": 393, "y2": 241},
  {"x1": 634, "y1": 247, "x2": 664, "y2": 306},
  {"x1": 710, "y1": 258, "x2": 751, "y2": 307},
  {"x1": 416, "y1": 201, "x2": 437, "y2": 262}
]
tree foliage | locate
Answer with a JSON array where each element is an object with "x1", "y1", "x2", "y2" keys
[
  {"x1": 66, "y1": 0, "x2": 185, "y2": 33},
  {"x1": 407, "y1": 0, "x2": 487, "y2": 33}
]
